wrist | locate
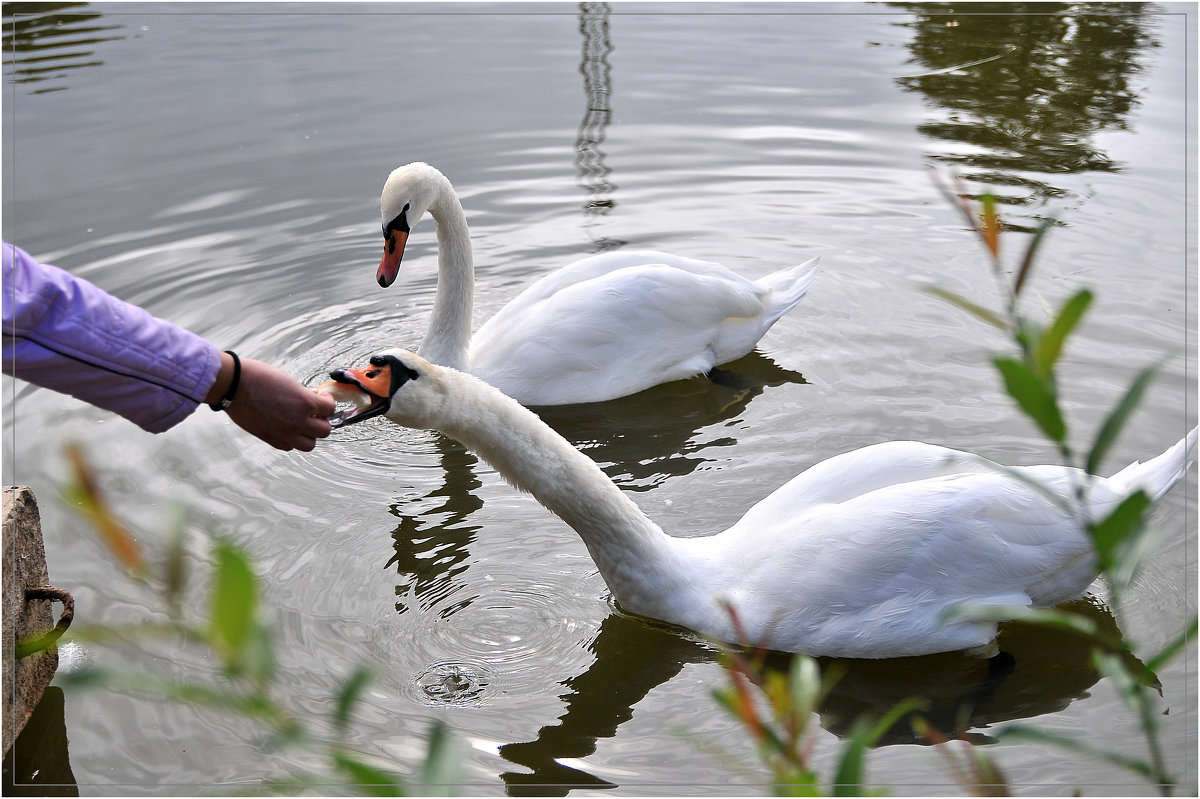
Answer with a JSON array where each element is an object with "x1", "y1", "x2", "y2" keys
[{"x1": 204, "y1": 351, "x2": 241, "y2": 410}]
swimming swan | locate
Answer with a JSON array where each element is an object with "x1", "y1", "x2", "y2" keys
[
  {"x1": 373, "y1": 162, "x2": 818, "y2": 406},
  {"x1": 321, "y1": 349, "x2": 1195, "y2": 658}
]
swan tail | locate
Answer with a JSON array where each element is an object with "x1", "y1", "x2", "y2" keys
[
  {"x1": 760, "y1": 256, "x2": 819, "y2": 323},
  {"x1": 1109, "y1": 427, "x2": 1197, "y2": 501}
]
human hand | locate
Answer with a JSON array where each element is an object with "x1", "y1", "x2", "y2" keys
[{"x1": 208, "y1": 353, "x2": 335, "y2": 451}]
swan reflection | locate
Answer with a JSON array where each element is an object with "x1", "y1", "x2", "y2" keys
[
  {"x1": 497, "y1": 595, "x2": 1145, "y2": 794},
  {"x1": 386, "y1": 441, "x2": 484, "y2": 617},
  {"x1": 536, "y1": 351, "x2": 807, "y2": 491}
]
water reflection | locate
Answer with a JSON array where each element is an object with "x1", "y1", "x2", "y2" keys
[
  {"x1": 1, "y1": 687, "x2": 78, "y2": 796},
  {"x1": 496, "y1": 596, "x2": 1144, "y2": 794},
  {"x1": 386, "y1": 441, "x2": 484, "y2": 618},
  {"x1": 806, "y1": 595, "x2": 1153, "y2": 747},
  {"x1": 499, "y1": 614, "x2": 713, "y2": 795},
  {"x1": 891, "y1": 2, "x2": 1158, "y2": 222},
  {"x1": 2, "y1": 2, "x2": 123, "y2": 94},
  {"x1": 574, "y1": 2, "x2": 625, "y2": 251},
  {"x1": 536, "y1": 352, "x2": 807, "y2": 492}
]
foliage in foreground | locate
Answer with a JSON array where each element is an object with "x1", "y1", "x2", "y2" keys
[
  {"x1": 713, "y1": 183, "x2": 1194, "y2": 796},
  {"x1": 19, "y1": 444, "x2": 462, "y2": 795}
]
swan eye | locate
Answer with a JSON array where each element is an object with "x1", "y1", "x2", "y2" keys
[
  {"x1": 365, "y1": 353, "x2": 419, "y2": 384},
  {"x1": 383, "y1": 202, "x2": 412, "y2": 240}
]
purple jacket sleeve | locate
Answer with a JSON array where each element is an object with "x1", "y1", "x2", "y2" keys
[{"x1": 2, "y1": 242, "x2": 222, "y2": 433}]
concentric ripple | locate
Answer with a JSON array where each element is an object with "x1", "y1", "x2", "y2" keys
[
  {"x1": 412, "y1": 661, "x2": 494, "y2": 707},
  {"x1": 392, "y1": 575, "x2": 601, "y2": 708}
]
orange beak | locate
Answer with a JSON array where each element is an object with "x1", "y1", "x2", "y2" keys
[
  {"x1": 324, "y1": 362, "x2": 395, "y2": 427},
  {"x1": 377, "y1": 229, "x2": 408, "y2": 288}
]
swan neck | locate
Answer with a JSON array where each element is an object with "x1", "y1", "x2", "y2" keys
[
  {"x1": 419, "y1": 183, "x2": 474, "y2": 371},
  {"x1": 440, "y1": 372, "x2": 685, "y2": 604}
]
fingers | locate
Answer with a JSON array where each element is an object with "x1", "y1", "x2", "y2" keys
[
  {"x1": 286, "y1": 435, "x2": 318, "y2": 453},
  {"x1": 223, "y1": 359, "x2": 341, "y2": 452},
  {"x1": 311, "y1": 389, "x2": 337, "y2": 416},
  {"x1": 261, "y1": 394, "x2": 335, "y2": 452}
]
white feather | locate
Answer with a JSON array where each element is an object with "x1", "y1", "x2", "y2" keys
[
  {"x1": 354, "y1": 349, "x2": 1197, "y2": 659},
  {"x1": 376, "y1": 162, "x2": 817, "y2": 405}
]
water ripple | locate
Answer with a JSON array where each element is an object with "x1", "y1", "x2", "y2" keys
[{"x1": 392, "y1": 576, "x2": 595, "y2": 708}]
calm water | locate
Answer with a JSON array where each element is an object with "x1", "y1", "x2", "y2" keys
[{"x1": 3, "y1": 3, "x2": 1195, "y2": 795}]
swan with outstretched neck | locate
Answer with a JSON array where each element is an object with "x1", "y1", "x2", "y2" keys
[
  {"x1": 321, "y1": 349, "x2": 1195, "y2": 658},
  {"x1": 373, "y1": 162, "x2": 818, "y2": 406}
]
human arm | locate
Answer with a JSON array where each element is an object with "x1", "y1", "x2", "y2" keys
[
  {"x1": 204, "y1": 351, "x2": 334, "y2": 452},
  {"x1": 2, "y1": 243, "x2": 333, "y2": 450}
]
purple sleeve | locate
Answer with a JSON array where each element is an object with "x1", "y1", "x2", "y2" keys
[{"x1": 2, "y1": 242, "x2": 222, "y2": 433}]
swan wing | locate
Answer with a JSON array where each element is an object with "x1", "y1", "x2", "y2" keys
[
  {"x1": 700, "y1": 467, "x2": 1097, "y2": 657},
  {"x1": 734, "y1": 441, "x2": 1000, "y2": 528},
  {"x1": 486, "y1": 250, "x2": 758, "y2": 309},
  {"x1": 470, "y1": 257, "x2": 802, "y2": 405}
]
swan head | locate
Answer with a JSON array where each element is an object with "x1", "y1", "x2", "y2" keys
[
  {"x1": 319, "y1": 348, "x2": 445, "y2": 429},
  {"x1": 377, "y1": 162, "x2": 447, "y2": 288}
]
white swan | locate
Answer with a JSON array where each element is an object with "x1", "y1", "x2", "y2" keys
[
  {"x1": 373, "y1": 162, "x2": 818, "y2": 406},
  {"x1": 320, "y1": 349, "x2": 1196, "y2": 659}
]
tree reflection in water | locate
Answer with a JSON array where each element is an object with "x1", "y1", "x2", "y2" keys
[
  {"x1": 574, "y1": 1, "x2": 625, "y2": 252},
  {"x1": 891, "y1": 2, "x2": 1158, "y2": 225},
  {"x1": 2, "y1": 3, "x2": 124, "y2": 94}
]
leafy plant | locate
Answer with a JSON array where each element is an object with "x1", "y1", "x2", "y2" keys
[
  {"x1": 712, "y1": 180, "x2": 1192, "y2": 795},
  {"x1": 18, "y1": 443, "x2": 461, "y2": 795},
  {"x1": 710, "y1": 603, "x2": 918, "y2": 796},
  {"x1": 929, "y1": 177, "x2": 1193, "y2": 795}
]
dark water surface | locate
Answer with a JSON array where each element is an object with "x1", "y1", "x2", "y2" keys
[{"x1": 3, "y1": 3, "x2": 1195, "y2": 795}]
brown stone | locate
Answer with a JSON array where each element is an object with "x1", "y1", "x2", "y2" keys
[{"x1": 3, "y1": 486, "x2": 61, "y2": 757}]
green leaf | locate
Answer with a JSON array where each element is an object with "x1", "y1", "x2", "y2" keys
[
  {"x1": 924, "y1": 286, "x2": 1009, "y2": 330},
  {"x1": 419, "y1": 721, "x2": 462, "y2": 796},
  {"x1": 995, "y1": 724, "x2": 1155, "y2": 780},
  {"x1": 776, "y1": 772, "x2": 823, "y2": 797},
  {"x1": 65, "y1": 667, "x2": 288, "y2": 729},
  {"x1": 332, "y1": 750, "x2": 405, "y2": 797},
  {"x1": 1012, "y1": 215, "x2": 1056, "y2": 298},
  {"x1": 979, "y1": 193, "x2": 1001, "y2": 258},
  {"x1": 1094, "y1": 651, "x2": 1146, "y2": 712},
  {"x1": 993, "y1": 356, "x2": 1067, "y2": 443},
  {"x1": 243, "y1": 621, "x2": 275, "y2": 687},
  {"x1": 960, "y1": 455, "x2": 1077, "y2": 516},
  {"x1": 55, "y1": 666, "x2": 116, "y2": 690},
  {"x1": 832, "y1": 730, "x2": 868, "y2": 796},
  {"x1": 1112, "y1": 521, "x2": 1163, "y2": 596},
  {"x1": 334, "y1": 666, "x2": 374, "y2": 732},
  {"x1": 163, "y1": 510, "x2": 188, "y2": 619},
  {"x1": 1086, "y1": 363, "x2": 1161, "y2": 475},
  {"x1": 1089, "y1": 490, "x2": 1152, "y2": 574},
  {"x1": 831, "y1": 698, "x2": 922, "y2": 796},
  {"x1": 1144, "y1": 617, "x2": 1197, "y2": 674},
  {"x1": 209, "y1": 539, "x2": 259, "y2": 670},
  {"x1": 1093, "y1": 650, "x2": 1166, "y2": 751},
  {"x1": 1034, "y1": 289, "x2": 1092, "y2": 380},
  {"x1": 788, "y1": 654, "x2": 823, "y2": 719},
  {"x1": 939, "y1": 603, "x2": 1127, "y2": 652},
  {"x1": 939, "y1": 602, "x2": 1031, "y2": 627}
]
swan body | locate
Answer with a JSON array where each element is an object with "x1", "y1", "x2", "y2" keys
[
  {"x1": 322, "y1": 349, "x2": 1196, "y2": 658},
  {"x1": 375, "y1": 162, "x2": 817, "y2": 405}
]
